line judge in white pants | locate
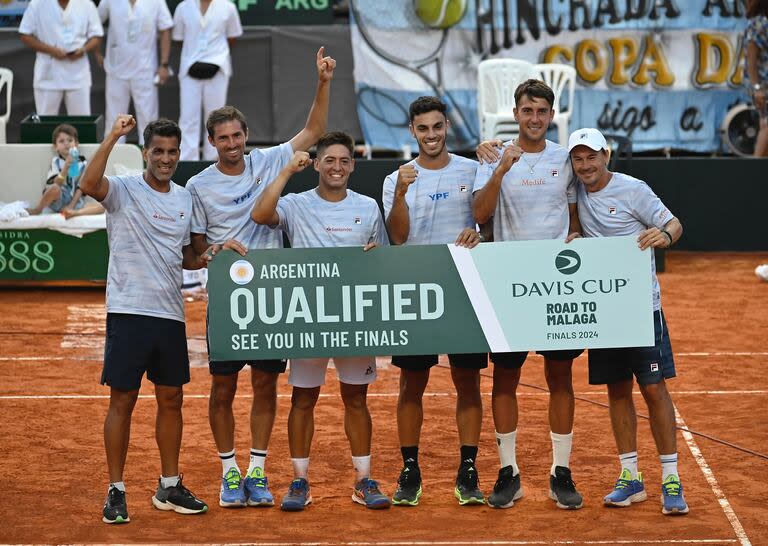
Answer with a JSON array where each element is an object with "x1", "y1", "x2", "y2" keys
[
  {"x1": 97, "y1": 0, "x2": 173, "y2": 145},
  {"x1": 19, "y1": 0, "x2": 103, "y2": 115},
  {"x1": 173, "y1": 0, "x2": 242, "y2": 161}
]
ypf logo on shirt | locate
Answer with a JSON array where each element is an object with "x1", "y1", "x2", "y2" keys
[
  {"x1": 230, "y1": 260, "x2": 254, "y2": 285},
  {"x1": 555, "y1": 249, "x2": 581, "y2": 275}
]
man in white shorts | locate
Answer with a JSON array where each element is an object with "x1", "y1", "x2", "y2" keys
[
  {"x1": 568, "y1": 127, "x2": 688, "y2": 516},
  {"x1": 185, "y1": 48, "x2": 335, "y2": 510},
  {"x1": 97, "y1": 0, "x2": 173, "y2": 145},
  {"x1": 19, "y1": 0, "x2": 103, "y2": 115},
  {"x1": 251, "y1": 132, "x2": 391, "y2": 512},
  {"x1": 383, "y1": 96, "x2": 485, "y2": 507},
  {"x1": 473, "y1": 79, "x2": 584, "y2": 510}
]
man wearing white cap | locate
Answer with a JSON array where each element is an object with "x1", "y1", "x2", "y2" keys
[{"x1": 568, "y1": 127, "x2": 688, "y2": 516}]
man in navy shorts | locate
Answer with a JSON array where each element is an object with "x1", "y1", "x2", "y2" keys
[
  {"x1": 568, "y1": 127, "x2": 688, "y2": 516},
  {"x1": 80, "y1": 114, "x2": 230, "y2": 524}
]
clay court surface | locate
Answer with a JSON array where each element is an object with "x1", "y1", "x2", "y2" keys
[{"x1": 0, "y1": 252, "x2": 766, "y2": 545}]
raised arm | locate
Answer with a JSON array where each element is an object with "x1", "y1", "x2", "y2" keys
[
  {"x1": 289, "y1": 47, "x2": 336, "y2": 152},
  {"x1": 251, "y1": 152, "x2": 311, "y2": 227},
  {"x1": 80, "y1": 114, "x2": 135, "y2": 201},
  {"x1": 472, "y1": 144, "x2": 522, "y2": 224},
  {"x1": 386, "y1": 165, "x2": 417, "y2": 244}
]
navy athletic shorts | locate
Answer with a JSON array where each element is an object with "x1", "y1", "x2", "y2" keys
[
  {"x1": 101, "y1": 313, "x2": 190, "y2": 391},
  {"x1": 588, "y1": 309, "x2": 675, "y2": 386}
]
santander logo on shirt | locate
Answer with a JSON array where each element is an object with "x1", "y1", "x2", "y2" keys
[{"x1": 152, "y1": 211, "x2": 177, "y2": 223}]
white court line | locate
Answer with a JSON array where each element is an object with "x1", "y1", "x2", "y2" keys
[
  {"x1": 1, "y1": 390, "x2": 766, "y2": 401},
  {"x1": 22, "y1": 539, "x2": 739, "y2": 545},
  {"x1": 675, "y1": 406, "x2": 752, "y2": 546}
]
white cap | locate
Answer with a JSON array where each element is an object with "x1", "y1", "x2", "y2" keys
[{"x1": 568, "y1": 128, "x2": 608, "y2": 152}]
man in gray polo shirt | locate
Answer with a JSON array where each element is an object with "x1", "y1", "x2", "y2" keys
[
  {"x1": 568, "y1": 127, "x2": 688, "y2": 516},
  {"x1": 80, "y1": 114, "x2": 235, "y2": 524},
  {"x1": 472, "y1": 79, "x2": 584, "y2": 510},
  {"x1": 185, "y1": 49, "x2": 337, "y2": 509}
]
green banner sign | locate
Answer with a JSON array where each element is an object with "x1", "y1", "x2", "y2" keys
[
  {"x1": 165, "y1": 0, "x2": 334, "y2": 26},
  {"x1": 0, "y1": 229, "x2": 108, "y2": 282},
  {"x1": 207, "y1": 236, "x2": 654, "y2": 360}
]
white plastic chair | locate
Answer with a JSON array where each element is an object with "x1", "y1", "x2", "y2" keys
[
  {"x1": 477, "y1": 59, "x2": 537, "y2": 141},
  {"x1": 0, "y1": 68, "x2": 12, "y2": 144},
  {"x1": 534, "y1": 63, "x2": 576, "y2": 146}
]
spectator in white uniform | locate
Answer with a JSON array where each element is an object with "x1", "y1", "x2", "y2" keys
[
  {"x1": 97, "y1": 0, "x2": 173, "y2": 145},
  {"x1": 172, "y1": 0, "x2": 243, "y2": 160},
  {"x1": 19, "y1": 0, "x2": 103, "y2": 115}
]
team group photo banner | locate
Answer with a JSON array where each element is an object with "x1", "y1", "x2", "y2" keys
[{"x1": 207, "y1": 236, "x2": 654, "y2": 361}]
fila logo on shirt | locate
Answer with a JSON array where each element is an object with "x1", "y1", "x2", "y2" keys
[
  {"x1": 429, "y1": 192, "x2": 449, "y2": 201},
  {"x1": 233, "y1": 190, "x2": 253, "y2": 205},
  {"x1": 354, "y1": 217, "x2": 362, "y2": 225},
  {"x1": 608, "y1": 206, "x2": 617, "y2": 215},
  {"x1": 650, "y1": 362, "x2": 659, "y2": 372},
  {"x1": 551, "y1": 169, "x2": 559, "y2": 177},
  {"x1": 459, "y1": 184, "x2": 468, "y2": 192},
  {"x1": 179, "y1": 211, "x2": 185, "y2": 219}
]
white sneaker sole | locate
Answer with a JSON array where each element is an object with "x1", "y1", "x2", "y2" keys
[
  {"x1": 488, "y1": 486, "x2": 524, "y2": 509},
  {"x1": 549, "y1": 489, "x2": 584, "y2": 510},
  {"x1": 152, "y1": 495, "x2": 208, "y2": 514},
  {"x1": 604, "y1": 490, "x2": 648, "y2": 507}
]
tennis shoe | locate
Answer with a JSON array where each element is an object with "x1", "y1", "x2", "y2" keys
[
  {"x1": 281, "y1": 478, "x2": 312, "y2": 511},
  {"x1": 219, "y1": 468, "x2": 246, "y2": 507},
  {"x1": 152, "y1": 476, "x2": 208, "y2": 514},
  {"x1": 102, "y1": 486, "x2": 130, "y2": 524},
  {"x1": 488, "y1": 465, "x2": 523, "y2": 509},
  {"x1": 661, "y1": 475, "x2": 689, "y2": 515},
  {"x1": 604, "y1": 470, "x2": 647, "y2": 507},
  {"x1": 392, "y1": 465, "x2": 422, "y2": 506},
  {"x1": 549, "y1": 466, "x2": 583, "y2": 509},
  {"x1": 455, "y1": 460, "x2": 484, "y2": 505},
  {"x1": 352, "y1": 478, "x2": 391, "y2": 509},
  {"x1": 244, "y1": 467, "x2": 274, "y2": 507}
]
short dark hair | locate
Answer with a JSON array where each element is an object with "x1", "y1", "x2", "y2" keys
[
  {"x1": 206, "y1": 106, "x2": 248, "y2": 138},
  {"x1": 409, "y1": 96, "x2": 447, "y2": 122},
  {"x1": 52, "y1": 124, "x2": 78, "y2": 144},
  {"x1": 747, "y1": 0, "x2": 768, "y2": 17},
  {"x1": 143, "y1": 118, "x2": 182, "y2": 148},
  {"x1": 316, "y1": 131, "x2": 354, "y2": 157},
  {"x1": 514, "y1": 79, "x2": 555, "y2": 109}
]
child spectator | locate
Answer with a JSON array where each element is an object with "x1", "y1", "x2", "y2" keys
[{"x1": 26, "y1": 124, "x2": 104, "y2": 218}]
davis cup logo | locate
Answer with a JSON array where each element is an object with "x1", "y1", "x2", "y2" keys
[
  {"x1": 229, "y1": 260, "x2": 254, "y2": 285},
  {"x1": 555, "y1": 250, "x2": 581, "y2": 275}
]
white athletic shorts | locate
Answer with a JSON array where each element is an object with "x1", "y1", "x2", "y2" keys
[{"x1": 289, "y1": 356, "x2": 377, "y2": 388}]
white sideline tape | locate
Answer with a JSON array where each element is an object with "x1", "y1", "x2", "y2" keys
[{"x1": 675, "y1": 406, "x2": 752, "y2": 546}]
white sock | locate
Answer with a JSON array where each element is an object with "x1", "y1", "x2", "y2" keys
[
  {"x1": 247, "y1": 449, "x2": 267, "y2": 476},
  {"x1": 619, "y1": 451, "x2": 639, "y2": 479},
  {"x1": 109, "y1": 481, "x2": 125, "y2": 492},
  {"x1": 219, "y1": 449, "x2": 240, "y2": 477},
  {"x1": 160, "y1": 475, "x2": 179, "y2": 488},
  {"x1": 352, "y1": 455, "x2": 371, "y2": 482},
  {"x1": 660, "y1": 453, "x2": 678, "y2": 480},
  {"x1": 550, "y1": 431, "x2": 573, "y2": 475},
  {"x1": 495, "y1": 430, "x2": 519, "y2": 475},
  {"x1": 291, "y1": 457, "x2": 310, "y2": 479}
]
